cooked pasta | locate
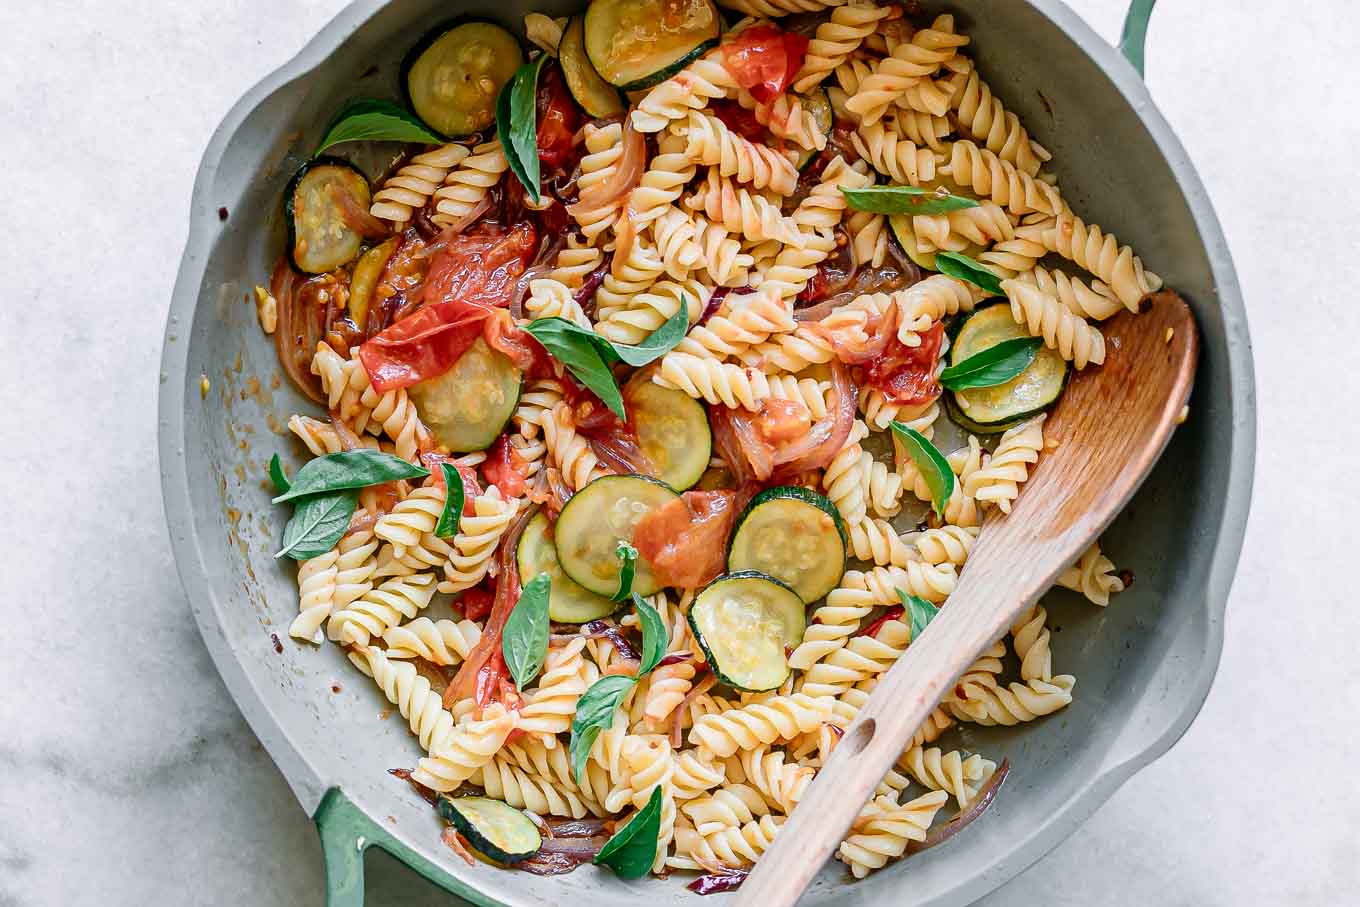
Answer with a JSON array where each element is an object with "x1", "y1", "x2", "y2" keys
[{"x1": 262, "y1": 4, "x2": 1166, "y2": 883}]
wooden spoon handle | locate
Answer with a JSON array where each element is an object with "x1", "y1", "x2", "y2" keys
[{"x1": 734, "y1": 293, "x2": 1197, "y2": 906}]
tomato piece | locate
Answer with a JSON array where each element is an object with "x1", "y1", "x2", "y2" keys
[
  {"x1": 862, "y1": 321, "x2": 945, "y2": 407},
  {"x1": 633, "y1": 490, "x2": 740, "y2": 590},
  {"x1": 482, "y1": 434, "x2": 530, "y2": 499},
  {"x1": 536, "y1": 63, "x2": 582, "y2": 171},
  {"x1": 856, "y1": 605, "x2": 905, "y2": 639},
  {"x1": 458, "y1": 584, "x2": 495, "y2": 622},
  {"x1": 420, "y1": 452, "x2": 484, "y2": 515},
  {"x1": 708, "y1": 99, "x2": 767, "y2": 143},
  {"x1": 721, "y1": 24, "x2": 808, "y2": 105},
  {"x1": 753, "y1": 397, "x2": 811, "y2": 445}
]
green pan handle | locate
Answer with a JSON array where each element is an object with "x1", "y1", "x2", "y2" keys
[
  {"x1": 315, "y1": 788, "x2": 490, "y2": 907},
  {"x1": 1119, "y1": 0, "x2": 1157, "y2": 76}
]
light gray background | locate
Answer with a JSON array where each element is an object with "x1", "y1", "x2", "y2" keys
[{"x1": 2, "y1": 0, "x2": 1356, "y2": 904}]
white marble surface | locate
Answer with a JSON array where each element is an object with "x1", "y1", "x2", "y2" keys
[{"x1": 2, "y1": 1, "x2": 1357, "y2": 904}]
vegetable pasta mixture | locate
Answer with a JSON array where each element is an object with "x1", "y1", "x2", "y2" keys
[{"x1": 261, "y1": 0, "x2": 1142, "y2": 886}]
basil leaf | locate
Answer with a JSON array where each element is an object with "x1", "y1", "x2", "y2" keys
[
  {"x1": 841, "y1": 185, "x2": 979, "y2": 215},
  {"x1": 434, "y1": 463, "x2": 466, "y2": 539},
  {"x1": 612, "y1": 542, "x2": 638, "y2": 602},
  {"x1": 276, "y1": 489, "x2": 359, "y2": 560},
  {"x1": 934, "y1": 251, "x2": 1003, "y2": 296},
  {"x1": 889, "y1": 425, "x2": 955, "y2": 518},
  {"x1": 895, "y1": 590, "x2": 940, "y2": 642},
  {"x1": 502, "y1": 573, "x2": 552, "y2": 690},
  {"x1": 314, "y1": 99, "x2": 442, "y2": 156},
  {"x1": 497, "y1": 58, "x2": 545, "y2": 205},
  {"x1": 526, "y1": 316, "x2": 621, "y2": 363},
  {"x1": 632, "y1": 593, "x2": 667, "y2": 676},
  {"x1": 939, "y1": 337, "x2": 1044, "y2": 391},
  {"x1": 612, "y1": 301, "x2": 690, "y2": 366},
  {"x1": 570, "y1": 674, "x2": 636, "y2": 782},
  {"x1": 268, "y1": 453, "x2": 291, "y2": 494},
  {"x1": 595, "y1": 786, "x2": 664, "y2": 879},
  {"x1": 272, "y1": 450, "x2": 428, "y2": 503},
  {"x1": 524, "y1": 318, "x2": 627, "y2": 420}
]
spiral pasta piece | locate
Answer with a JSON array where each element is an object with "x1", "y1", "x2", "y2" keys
[
  {"x1": 793, "y1": 0, "x2": 900, "y2": 93},
  {"x1": 432, "y1": 140, "x2": 508, "y2": 228},
  {"x1": 787, "y1": 574, "x2": 875, "y2": 670},
  {"x1": 1002, "y1": 279, "x2": 1106, "y2": 369},
  {"x1": 837, "y1": 791, "x2": 948, "y2": 878},
  {"x1": 898, "y1": 745, "x2": 996, "y2": 808},
  {"x1": 349, "y1": 645, "x2": 457, "y2": 753},
  {"x1": 948, "y1": 674, "x2": 1075, "y2": 726},
  {"x1": 653, "y1": 353, "x2": 774, "y2": 411},
  {"x1": 669, "y1": 283, "x2": 794, "y2": 362},
  {"x1": 411, "y1": 703, "x2": 519, "y2": 792},
  {"x1": 852, "y1": 560, "x2": 958, "y2": 605},
  {"x1": 681, "y1": 784, "x2": 769, "y2": 836},
  {"x1": 740, "y1": 746, "x2": 813, "y2": 813},
  {"x1": 799, "y1": 617, "x2": 911, "y2": 698},
  {"x1": 864, "y1": 457, "x2": 905, "y2": 519},
  {"x1": 947, "y1": 63, "x2": 1050, "y2": 177},
  {"x1": 1009, "y1": 604, "x2": 1053, "y2": 683},
  {"x1": 288, "y1": 414, "x2": 379, "y2": 457},
  {"x1": 473, "y1": 756, "x2": 601, "y2": 819},
  {"x1": 852, "y1": 119, "x2": 939, "y2": 186},
  {"x1": 962, "y1": 415, "x2": 1046, "y2": 512},
  {"x1": 672, "y1": 750, "x2": 728, "y2": 802},
  {"x1": 847, "y1": 518, "x2": 915, "y2": 568},
  {"x1": 371, "y1": 142, "x2": 470, "y2": 225},
  {"x1": 942, "y1": 139, "x2": 1064, "y2": 216},
  {"x1": 1057, "y1": 541, "x2": 1126, "y2": 605},
  {"x1": 1012, "y1": 265, "x2": 1122, "y2": 321},
  {"x1": 573, "y1": 123, "x2": 627, "y2": 244},
  {"x1": 719, "y1": 0, "x2": 845, "y2": 16},
  {"x1": 597, "y1": 279, "x2": 708, "y2": 345},
  {"x1": 1038, "y1": 209, "x2": 1162, "y2": 309},
  {"x1": 689, "y1": 693, "x2": 830, "y2": 758},
  {"x1": 328, "y1": 571, "x2": 437, "y2": 647},
  {"x1": 541, "y1": 401, "x2": 612, "y2": 490},
  {"x1": 516, "y1": 638, "x2": 591, "y2": 745},
  {"x1": 595, "y1": 236, "x2": 666, "y2": 321},
  {"x1": 631, "y1": 54, "x2": 738, "y2": 132},
  {"x1": 440, "y1": 486, "x2": 519, "y2": 593},
  {"x1": 548, "y1": 237, "x2": 605, "y2": 289},
  {"x1": 912, "y1": 524, "x2": 977, "y2": 566},
  {"x1": 734, "y1": 88, "x2": 827, "y2": 152},
  {"x1": 643, "y1": 659, "x2": 699, "y2": 725},
  {"x1": 628, "y1": 131, "x2": 699, "y2": 231},
  {"x1": 676, "y1": 814, "x2": 784, "y2": 869},
  {"x1": 977, "y1": 232, "x2": 1049, "y2": 277},
  {"x1": 846, "y1": 210, "x2": 888, "y2": 268},
  {"x1": 651, "y1": 206, "x2": 704, "y2": 280},
  {"x1": 374, "y1": 484, "x2": 445, "y2": 554},
  {"x1": 680, "y1": 111, "x2": 799, "y2": 196},
  {"x1": 311, "y1": 343, "x2": 432, "y2": 461},
  {"x1": 382, "y1": 616, "x2": 482, "y2": 666},
  {"x1": 525, "y1": 277, "x2": 592, "y2": 329},
  {"x1": 846, "y1": 15, "x2": 969, "y2": 122},
  {"x1": 291, "y1": 547, "x2": 338, "y2": 644},
  {"x1": 895, "y1": 274, "x2": 988, "y2": 344},
  {"x1": 912, "y1": 199, "x2": 1015, "y2": 253},
  {"x1": 685, "y1": 169, "x2": 803, "y2": 246},
  {"x1": 523, "y1": 12, "x2": 566, "y2": 55},
  {"x1": 822, "y1": 419, "x2": 870, "y2": 526},
  {"x1": 511, "y1": 379, "x2": 564, "y2": 440}
]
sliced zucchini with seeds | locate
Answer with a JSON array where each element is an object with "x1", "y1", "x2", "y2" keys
[
  {"x1": 408, "y1": 337, "x2": 522, "y2": 452},
  {"x1": 947, "y1": 304, "x2": 1068, "y2": 432},
  {"x1": 583, "y1": 0, "x2": 721, "y2": 91},
  {"x1": 627, "y1": 380, "x2": 712, "y2": 491},
  {"x1": 403, "y1": 20, "x2": 524, "y2": 137},
  {"x1": 728, "y1": 486, "x2": 846, "y2": 604},
  {"x1": 794, "y1": 88, "x2": 833, "y2": 171},
  {"x1": 559, "y1": 15, "x2": 626, "y2": 118},
  {"x1": 437, "y1": 796, "x2": 541, "y2": 864},
  {"x1": 517, "y1": 512, "x2": 618, "y2": 623},
  {"x1": 689, "y1": 571, "x2": 805, "y2": 691},
  {"x1": 346, "y1": 237, "x2": 398, "y2": 332},
  {"x1": 286, "y1": 158, "x2": 371, "y2": 275},
  {"x1": 554, "y1": 474, "x2": 680, "y2": 597}
]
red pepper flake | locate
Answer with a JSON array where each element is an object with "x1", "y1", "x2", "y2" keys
[{"x1": 270, "y1": 633, "x2": 283, "y2": 654}]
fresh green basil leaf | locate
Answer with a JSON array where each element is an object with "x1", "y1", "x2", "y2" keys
[
  {"x1": 494, "y1": 78, "x2": 534, "y2": 205},
  {"x1": 434, "y1": 463, "x2": 466, "y2": 539},
  {"x1": 632, "y1": 593, "x2": 667, "y2": 676},
  {"x1": 895, "y1": 589, "x2": 940, "y2": 642},
  {"x1": 502, "y1": 573, "x2": 552, "y2": 689},
  {"x1": 889, "y1": 424, "x2": 955, "y2": 518},
  {"x1": 841, "y1": 185, "x2": 980, "y2": 215},
  {"x1": 276, "y1": 489, "x2": 359, "y2": 560},
  {"x1": 939, "y1": 336, "x2": 1044, "y2": 391},
  {"x1": 314, "y1": 99, "x2": 442, "y2": 156},
  {"x1": 524, "y1": 318, "x2": 627, "y2": 420},
  {"x1": 269, "y1": 454, "x2": 291, "y2": 495},
  {"x1": 272, "y1": 450, "x2": 428, "y2": 504},
  {"x1": 612, "y1": 542, "x2": 638, "y2": 602},
  {"x1": 526, "y1": 316, "x2": 622, "y2": 362},
  {"x1": 612, "y1": 301, "x2": 690, "y2": 366},
  {"x1": 595, "y1": 786, "x2": 664, "y2": 879},
  {"x1": 934, "y1": 251, "x2": 1003, "y2": 296},
  {"x1": 570, "y1": 674, "x2": 636, "y2": 782},
  {"x1": 510, "y1": 56, "x2": 547, "y2": 204}
]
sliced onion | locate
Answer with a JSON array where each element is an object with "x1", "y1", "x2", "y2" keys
[
  {"x1": 271, "y1": 258, "x2": 325, "y2": 404},
  {"x1": 671, "y1": 672, "x2": 717, "y2": 747},
  {"x1": 440, "y1": 826, "x2": 477, "y2": 867},
  {"x1": 546, "y1": 817, "x2": 612, "y2": 837},
  {"x1": 581, "y1": 620, "x2": 639, "y2": 661},
  {"x1": 569, "y1": 116, "x2": 645, "y2": 215},
  {"x1": 905, "y1": 758, "x2": 1010, "y2": 855},
  {"x1": 538, "y1": 835, "x2": 610, "y2": 856},
  {"x1": 330, "y1": 183, "x2": 392, "y2": 240},
  {"x1": 769, "y1": 361, "x2": 856, "y2": 479},
  {"x1": 687, "y1": 869, "x2": 748, "y2": 895}
]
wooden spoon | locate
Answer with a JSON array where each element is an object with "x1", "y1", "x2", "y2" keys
[{"x1": 734, "y1": 291, "x2": 1198, "y2": 906}]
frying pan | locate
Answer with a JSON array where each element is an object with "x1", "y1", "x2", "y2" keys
[{"x1": 158, "y1": 1, "x2": 1256, "y2": 904}]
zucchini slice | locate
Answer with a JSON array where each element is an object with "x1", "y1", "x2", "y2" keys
[
  {"x1": 888, "y1": 213, "x2": 986, "y2": 273},
  {"x1": 728, "y1": 486, "x2": 846, "y2": 604},
  {"x1": 437, "y1": 796, "x2": 541, "y2": 864},
  {"x1": 627, "y1": 380, "x2": 712, "y2": 491},
  {"x1": 347, "y1": 237, "x2": 398, "y2": 332},
  {"x1": 559, "y1": 15, "x2": 626, "y2": 118},
  {"x1": 947, "y1": 304, "x2": 1068, "y2": 432},
  {"x1": 517, "y1": 512, "x2": 618, "y2": 623},
  {"x1": 286, "y1": 158, "x2": 371, "y2": 275},
  {"x1": 408, "y1": 337, "x2": 522, "y2": 452},
  {"x1": 554, "y1": 474, "x2": 680, "y2": 597},
  {"x1": 403, "y1": 20, "x2": 524, "y2": 137},
  {"x1": 689, "y1": 571, "x2": 805, "y2": 691},
  {"x1": 794, "y1": 88, "x2": 833, "y2": 171},
  {"x1": 583, "y1": 0, "x2": 721, "y2": 91}
]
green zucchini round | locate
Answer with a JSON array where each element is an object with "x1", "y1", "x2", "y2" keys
[
  {"x1": 402, "y1": 20, "x2": 524, "y2": 137},
  {"x1": 285, "y1": 158, "x2": 371, "y2": 275},
  {"x1": 688, "y1": 571, "x2": 805, "y2": 692},
  {"x1": 948, "y1": 304, "x2": 1068, "y2": 432},
  {"x1": 517, "y1": 512, "x2": 618, "y2": 623},
  {"x1": 437, "y1": 796, "x2": 541, "y2": 864},
  {"x1": 583, "y1": 0, "x2": 721, "y2": 91},
  {"x1": 627, "y1": 380, "x2": 712, "y2": 491},
  {"x1": 407, "y1": 337, "x2": 523, "y2": 452},
  {"x1": 559, "y1": 15, "x2": 626, "y2": 118},
  {"x1": 727, "y1": 486, "x2": 846, "y2": 604},
  {"x1": 554, "y1": 474, "x2": 680, "y2": 597}
]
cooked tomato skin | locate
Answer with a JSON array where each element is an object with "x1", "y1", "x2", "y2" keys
[
  {"x1": 482, "y1": 434, "x2": 530, "y2": 499},
  {"x1": 536, "y1": 64, "x2": 581, "y2": 171},
  {"x1": 633, "y1": 490, "x2": 740, "y2": 590},
  {"x1": 720, "y1": 24, "x2": 809, "y2": 105},
  {"x1": 863, "y1": 321, "x2": 946, "y2": 407}
]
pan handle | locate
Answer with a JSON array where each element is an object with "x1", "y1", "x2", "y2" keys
[
  {"x1": 1118, "y1": 0, "x2": 1156, "y2": 76},
  {"x1": 315, "y1": 787, "x2": 489, "y2": 907}
]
